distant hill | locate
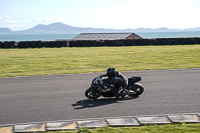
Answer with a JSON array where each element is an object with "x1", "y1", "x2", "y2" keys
[
  {"x1": 17, "y1": 22, "x2": 118, "y2": 34},
  {"x1": 1, "y1": 22, "x2": 200, "y2": 34},
  {"x1": 0, "y1": 28, "x2": 13, "y2": 34}
]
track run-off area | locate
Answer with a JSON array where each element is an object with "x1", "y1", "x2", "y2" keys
[{"x1": 0, "y1": 68, "x2": 200, "y2": 125}]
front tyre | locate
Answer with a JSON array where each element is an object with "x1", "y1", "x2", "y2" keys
[{"x1": 85, "y1": 88, "x2": 101, "y2": 99}]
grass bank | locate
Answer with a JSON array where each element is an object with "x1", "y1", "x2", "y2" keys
[
  {"x1": 46, "y1": 123, "x2": 200, "y2": 133},
  {"x1": 0, "y1": 45, "x2": 200, "y2": 77}
]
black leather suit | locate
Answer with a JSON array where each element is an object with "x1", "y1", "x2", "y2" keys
[{"x1": 101, "y1": 71, "x2": 128, "y2": 93}]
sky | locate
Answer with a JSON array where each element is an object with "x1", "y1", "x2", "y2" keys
[{"x1": 1, "y1": 0, "x2": 200, "y2": 31}]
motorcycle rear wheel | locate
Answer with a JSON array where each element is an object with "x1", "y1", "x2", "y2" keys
[
  {"x1": 85, "y1": 88, "x2": 101, "y2": 99},
  {"x1": 128, "y1": 83, "x2": 144, "y2": 97}
]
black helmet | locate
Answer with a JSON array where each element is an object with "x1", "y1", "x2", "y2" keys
[{"x1": 106, "y1": 67, "x2": 116, "y2": 77}]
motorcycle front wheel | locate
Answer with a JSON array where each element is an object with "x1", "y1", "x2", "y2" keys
[{"x1": 85, "y1": 88, "x2": 101, "y2": 99}]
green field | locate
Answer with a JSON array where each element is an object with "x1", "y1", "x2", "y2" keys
[{"x1": 0, "y1": 45, "x2": 200, "y2": 77}]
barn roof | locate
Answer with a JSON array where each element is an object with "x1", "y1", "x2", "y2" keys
[{"x1": 72, "y1": 33, "x2": 142, "y2": 40}]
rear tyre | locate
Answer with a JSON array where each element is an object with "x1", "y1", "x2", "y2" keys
[
  {"x1": 128, "y1": 83, "x2": 144, "y2": 97},
  {"x1": 85, "y1": 88, "x2": 101, "y2": 99}
]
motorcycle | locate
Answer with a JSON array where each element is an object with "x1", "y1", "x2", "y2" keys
[{"x1": 85, "y1": 76, "x2": 144, "y2": 99}]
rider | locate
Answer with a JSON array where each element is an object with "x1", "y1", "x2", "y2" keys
[{"x1": 100, "y1": 68, "x2": 128, "y2": 97}]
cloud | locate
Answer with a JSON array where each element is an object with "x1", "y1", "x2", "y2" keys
[
  {"x1": 34, "y1": 18, "x2": 50, "y2": 22},
  {"x1": 34, "y1": 18, "x2": 42, "y2": 22},
  {"x1": 34, "y1": 16, "x2": 64, "y2": 23},
  {"x1": 42, "y1": 18, "x2": 51, "y2": 22},
  {"x1": 5, "y1": 16, "x2": 11, "y2": 19},
  {"x1": 9, "y1": 24, "x2": 20, "y2": 29},
  {"x1": 8, "y1": 24, "x2": 30, "y2": 31},
  {"x1": 3, "y1": 20, "x2": 17, "y2": 23},
  {"x1": 52, "y1": 16, "x2": 63, "y2": 22},
  {"x1": 0, "y1": 16, "x2": 2, "y2": 19},
  {"x1": 2, "y1": 19, "x2": 29, "y2": 24}
]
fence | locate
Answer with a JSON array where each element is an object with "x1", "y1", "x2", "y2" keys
[
  {"x1": 0, "y1": 41, "x2": 68, "y2": 48},
  {"x1": 0, "y1": 37, "x2": 200, "y2": 48}
]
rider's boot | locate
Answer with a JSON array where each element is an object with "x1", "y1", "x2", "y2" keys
[
  {"x1": 121, "y1": 90, "x2": 127, "y2": 98},
  {"x1": 108, "y1": 85, "x2": 114, "y2": 92},
  {"x1": 114, "y1": 86, "x2": 127, "y2": 98}
]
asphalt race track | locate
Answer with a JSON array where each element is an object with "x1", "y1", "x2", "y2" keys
[{"x1": 0, "y1": 69, "x2": 200, "y2": 125}]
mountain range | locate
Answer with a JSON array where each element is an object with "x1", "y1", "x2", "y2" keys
[{"x1": 1, "y1": 22, "x2": 200, "y2": 34}]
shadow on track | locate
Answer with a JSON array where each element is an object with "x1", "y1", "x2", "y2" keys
[{"x1": 71, "y1": 96, "x2": 139, "y2": 109}]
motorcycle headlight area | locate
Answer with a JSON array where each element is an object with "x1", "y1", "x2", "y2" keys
[{"x1": 93, "y1": 79, "x2": 102, "y2": 84}]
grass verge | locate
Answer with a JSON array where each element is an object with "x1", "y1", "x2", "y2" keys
[
  {"x1": 45, "y1": 123, "x2": 200, "y2": 133},
  {"x1": 0, "y1": 45, "x2": 200, "y2": 77}
]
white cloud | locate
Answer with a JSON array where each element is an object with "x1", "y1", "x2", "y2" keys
[
  {"x1": 52, "y1": 16, "x2": 63, "y2": 22},
  {"x1": 0, "y1": 16, "x2": 2, "y2": 19},
  {"x1": 8, "y1": 24, "x2": 30, "y2": 31},
  {"x1": 42, "y1": 18, "x2": 52, "y2": 22},
  {"x1": 34, "y1": 17, "x2": 51, "y2": 22},
  {"x1": 5, "y1": 16, "x2": 12, "y2": 19},
  {"x1": 34, "y1": 18, "x2": 42, "y2": 22},
  {"x1": 34, "y1": 16, "x2": 64, "y2": 23},
  {"x1": 9, "y1": 24, "x2": 20, "y2": 29},
  {"x1": 2, "y1": 19, "x2": 29, "y2": 24},
  {"x1": 3, "y1": 20, "x2": 17, "y2": 23}
]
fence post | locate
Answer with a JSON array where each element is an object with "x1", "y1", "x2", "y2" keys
[
  {"x1": 129, "y1": 39, "x2": 135, "y2": 46},
  {"x1": 167, "y1": 38, "x2": 174, "y2": 45},
  {"x1": 194, "y1": 37, "x2": 200, "y2": 44},
  {"x1": 37, "y1": 41, "x2": 43, "y2": 48},
  {"x1": 0, "y1": 41, "x2": 3, "y2": 48},
  {"x1": 186, "y1": 38, "x2": 193, "y2": 45}
]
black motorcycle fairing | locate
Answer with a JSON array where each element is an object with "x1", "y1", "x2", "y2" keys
[
  {"x1": 128, "y1": 77, "x2": 141, "y2": 86},
  {"x1": 102, "y1": 78, "x2": 112, "y2": 86},
  {"x1": 101, "y1": 91, "x2": 114, "y2": 97},
  {"x1": 91, "y1": 77, "x2": 102, "y2": 88}
]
